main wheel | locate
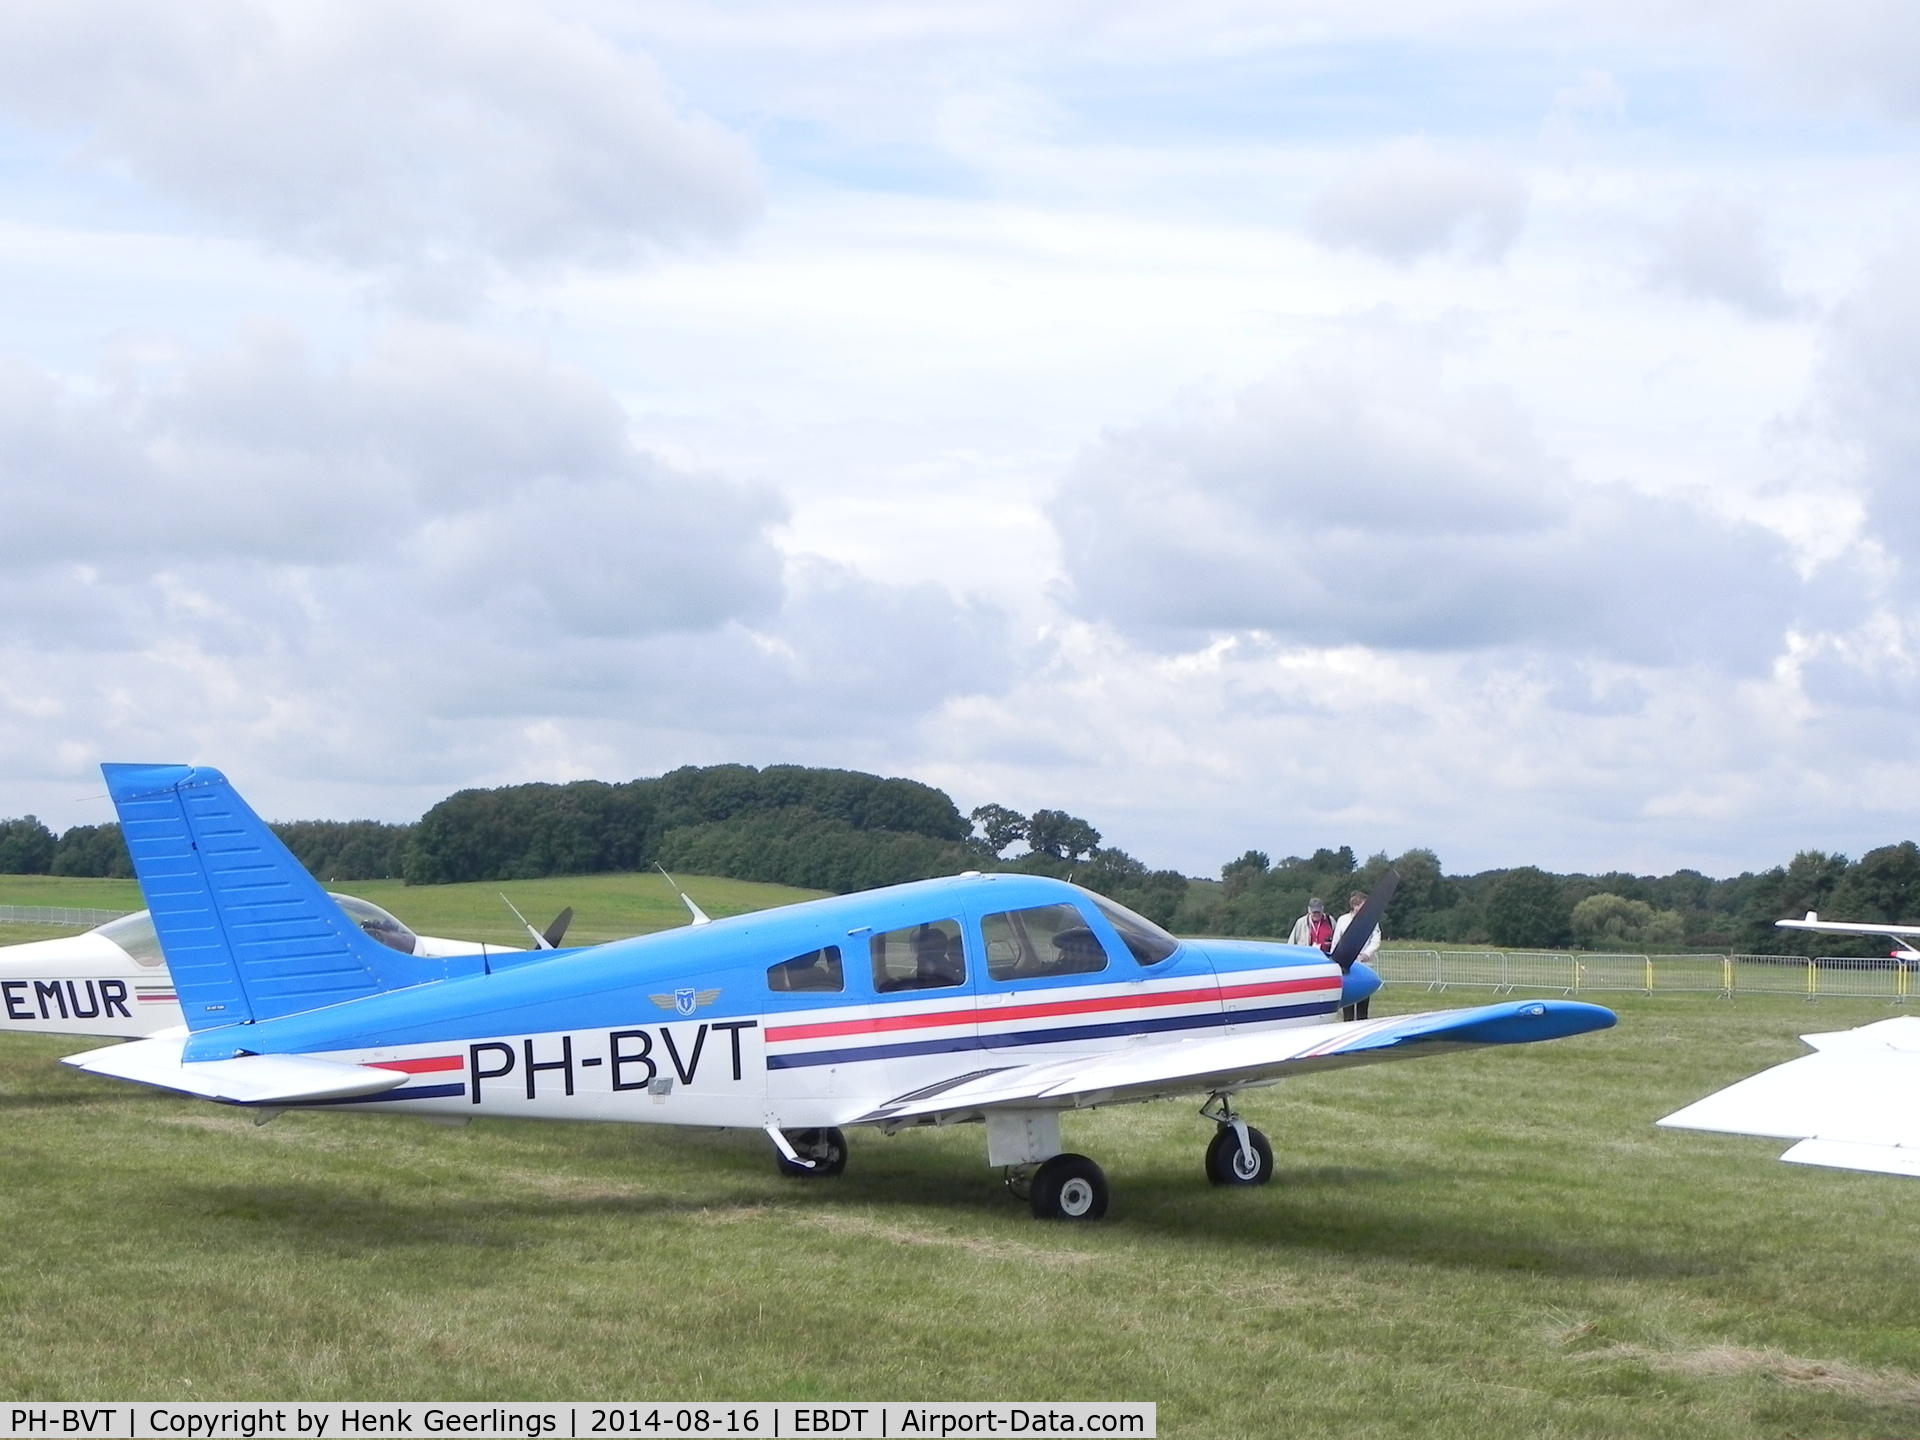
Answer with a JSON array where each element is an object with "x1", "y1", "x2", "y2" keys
[
  {"x1": 1205, "y1": 1124, "x2": 1274, "y2": 1186},
  {"x1": 775, "y1": 1127, "x2": 848, "y2": 1177},
  {"x1": 1029, "y1": 1153, "x2": 1109, "y2": 1221}
]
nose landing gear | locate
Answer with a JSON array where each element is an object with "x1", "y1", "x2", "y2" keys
[
  {"x1": 1200, "y1": 1093, "x2": 1274, "y2": 1186},
  {"x1": 772, "y1": 1126, "x2": 849, "y2": 1177}
]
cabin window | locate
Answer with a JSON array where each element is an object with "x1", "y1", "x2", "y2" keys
[
  {"x1": 1086, "y1": 893, "x2": 1181, "y2": 965},
  {"x1": 767, "y1": 945, "x2": 844, "y2": 993},
  {"x1": 981, "y1": 903, "x2": 1113, "y2": 981},
  {"x1": 870, "y1": 920, "x2": 966, "y2": 992}
]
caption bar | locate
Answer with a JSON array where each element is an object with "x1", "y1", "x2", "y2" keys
[{"x1": 0, "y1": 1407, "x2": 1153, "y2": 1440}]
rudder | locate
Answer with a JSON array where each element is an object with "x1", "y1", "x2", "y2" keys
[{"x1": 103, "y1": 763, "x2": 480, "y2": 1055}]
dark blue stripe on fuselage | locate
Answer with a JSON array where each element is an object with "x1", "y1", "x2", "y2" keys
[{"x1": 765, "y1": 998, "x2": 1338, "y2": 1070}]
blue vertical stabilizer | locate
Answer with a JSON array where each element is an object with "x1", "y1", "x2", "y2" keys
[{"x1": 102, "y1": 763, "x2": 481, "y2": 1057}]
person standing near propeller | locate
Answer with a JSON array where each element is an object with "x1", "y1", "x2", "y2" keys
[{"x1": 1333, "y1": 890, "x2": 1384, "y2": 1020}]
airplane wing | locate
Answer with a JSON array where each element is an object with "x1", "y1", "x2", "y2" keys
[
  {"x1": 1657, "y1": 1016, "x2": 1920, "y2": 1177},
  {"x1": 62, "y1": 1037, "x2": 410, "y2": 1106},
  {"x1": 1775, "y1": 917, "x2": 1920, "y2": 939},
  {"x1": 852, "y1": 999, "x2": 1614, "y2": 1126}
]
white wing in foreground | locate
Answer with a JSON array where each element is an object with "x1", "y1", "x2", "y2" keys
[
  {"x1": 1658, "y1": 1016, "x2": 1920, "y2": 1177},
  {"x1": 854, "y1": 999, "x2": 1616, "y2": 1126},
  {"x1": 63, "y1": 1037, "x2": 409, "y2": 1105}
]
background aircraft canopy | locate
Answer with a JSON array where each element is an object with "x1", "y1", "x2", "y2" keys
[{"x1": 91, "y1": 892, "x2": 421, "y2": 965}]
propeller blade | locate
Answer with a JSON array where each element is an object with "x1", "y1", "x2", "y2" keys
[
  {"x1": 500, "y1": 893, "x2": 554, "y2": 949},
  {"x1": 542, "y1": 907, "x2": 574, "y2": 949},
  {"x1": 1328, "y1": 870, "x2": 1399, "y2": 974}
]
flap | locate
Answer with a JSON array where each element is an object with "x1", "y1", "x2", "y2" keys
[{"x1": 1781, "y1": 1138, "x2": 1920, "y2": 1177}]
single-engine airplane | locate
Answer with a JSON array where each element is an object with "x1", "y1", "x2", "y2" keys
[
  {"x1": 63, "y1": 763, "x2": 1617, "y2": 1219},
  {"x1": 0, "y1": 892, "x2": 537, "y2": 1041},
  {"x1": 1659, "y1": 911, "x2": 1920, "y2": 1177}
]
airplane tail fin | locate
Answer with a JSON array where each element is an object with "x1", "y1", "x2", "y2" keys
[{"x1": 103, "y1": 763, "x2": 480, "y2": 1054}]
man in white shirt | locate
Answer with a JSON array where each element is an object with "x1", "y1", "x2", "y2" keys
[{"x1": 1332, "y1": 890, "x2": 1382, "y2": 1020}]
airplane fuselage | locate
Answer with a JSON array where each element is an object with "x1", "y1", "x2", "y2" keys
[{"x1": 189, "y1": 873, "x2": 1363, "y2": 1134}]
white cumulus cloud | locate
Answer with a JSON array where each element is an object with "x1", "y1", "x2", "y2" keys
[
  {"x1": 1051, "y1": 331, "x2": 1813, "y2": 672},
  {"x1": 0, "y1": 0, "x2": 761, "y2": 298},
  {"x1": 1309, "y1": 140, "x2": 1528, "y2": 265}
]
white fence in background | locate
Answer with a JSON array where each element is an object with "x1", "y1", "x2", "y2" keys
[
  {"x1": 1376, "y1": 947, "x2": 1914, "y2": 1001},
  {"x1": 0, "y1": 905, "x2": 130, "y2": 929}
]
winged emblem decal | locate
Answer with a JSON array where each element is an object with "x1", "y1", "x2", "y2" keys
[{"x1": 651, "y1": 988, "x2": 720, "y2": 1017}]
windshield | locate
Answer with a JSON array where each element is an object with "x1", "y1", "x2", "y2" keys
[{"x1": 1086, "y1": 892, "x2": 1181, "y2": 965}]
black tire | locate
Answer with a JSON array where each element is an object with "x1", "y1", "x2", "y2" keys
[
  {"x1": 1205, "y1": 1124, "x2": 1274, "y2": 1186},
  {"x1": 775, "y1": 1127, "x2": 848, "y2": 1178},
  {"x1": 1028, "y1": 1153, "x2": 1109, "y2": 1221}
]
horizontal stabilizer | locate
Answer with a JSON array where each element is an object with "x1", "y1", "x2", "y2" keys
[
  {"x1": 855, "y1": 999, "x2": 1616, "y2": 1124},
  {"x1": 63, "y1": 1038, "x2": 408, "y2": 1105}
]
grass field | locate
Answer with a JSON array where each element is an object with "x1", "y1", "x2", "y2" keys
[
  {"x1": 3, "y1": 878, "x2": 1917, "y2": 1431},
  {"x1": 3, "y1": 959, "x2": 1919, "y2": 1434}
]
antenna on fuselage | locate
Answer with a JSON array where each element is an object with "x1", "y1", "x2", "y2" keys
[
  {"x1": 656, "y1": 864, "x2": 712, "y2": 926},
  {"x1": 500, "y1": 894, "x2": 568, "y2": 949}
]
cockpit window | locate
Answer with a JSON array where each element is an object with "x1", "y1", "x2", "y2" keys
[
  {"x1": 94, "y1": 911, "x2": 165, "y2": 968},
  {"x1": 768, "y1": 945, "x2": 844, "y2": 993},
  {"x1": 981, "y1": 904, "x2": 1111, "y2": 981},
  {"x1": 1086, "y1": 892, "x2": 1181, "y2": 966},
  {"x1": 326, "y1": 894, "x2": 420, "y2": 955},
  {"x1": 871, "y1": 919, "x2": 966, "y2": 992}
]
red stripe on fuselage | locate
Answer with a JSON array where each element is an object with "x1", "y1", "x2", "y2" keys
[
  {"x1": 366, "y1": 1054, "x2": 464, "y2": 1074},
  {"x1": 764, "y1": 974, "x2": 1337, "y2": 1044}
]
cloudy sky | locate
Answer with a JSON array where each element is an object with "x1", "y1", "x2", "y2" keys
[{"x1": 3, "y1": 0, "x2": 1919, "y2": 879}]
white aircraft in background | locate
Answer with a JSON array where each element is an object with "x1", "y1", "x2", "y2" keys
[
  {"x1": 1658, "y1": 911, "x2": 1920, "y2": 1178},
  {"x1": 0, "y1": 893, "x2": 568, "y2": 1042}
]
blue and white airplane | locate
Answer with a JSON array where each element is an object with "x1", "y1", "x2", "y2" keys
[{"x1": 63, "y1": 763, "x2": 1617, "y2": 1220}]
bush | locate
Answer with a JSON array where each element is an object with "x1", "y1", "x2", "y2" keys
[
  {"x1": 0, "y1": 816, "x2": 56, "y2": 874},
  {"x1": 50, "y1": 823, "x2": 132, "y2": 878},
  {"x1": 1569, "y1": 893, "x2": 1686, "y2": 948},
  {"x1": 1483, "y1": 867, "x2": 1572, "y2": 949},
  {"x1": 654, "y1": 810, "x2": 972, "y2": 893}
]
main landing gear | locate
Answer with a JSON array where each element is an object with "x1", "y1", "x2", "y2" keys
[
  {"x1": 1200, "y1": 1093, "x2": 1274, "y2": 1186},
  {"x1": 1005, "y1": 1153, "x2": 1111, "y2": 1221},
  {"x1": 772, "y1": 1126, "x2": 848, "y2": 1177}
]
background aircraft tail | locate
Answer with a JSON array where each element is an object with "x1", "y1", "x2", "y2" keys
[{"x1": 103, "y1": 763, "x2": 483, "y2": 1054}]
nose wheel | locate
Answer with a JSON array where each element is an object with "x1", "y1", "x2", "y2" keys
[
  {"x1": 1201, "y1": 1094, "x2": 1274, "y2": 1186},
  {"x1": 774, "y1": 1126, "x2": 848, "y2": 1177}
]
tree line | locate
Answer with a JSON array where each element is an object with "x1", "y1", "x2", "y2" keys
[{"x1": 5, "y1": 771, "x2": 1919, "y2": 951}]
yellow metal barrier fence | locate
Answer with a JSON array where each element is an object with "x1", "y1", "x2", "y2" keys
[{"x1": 1374, "y1": 948, "x2": 1915, "y2": 1000}]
